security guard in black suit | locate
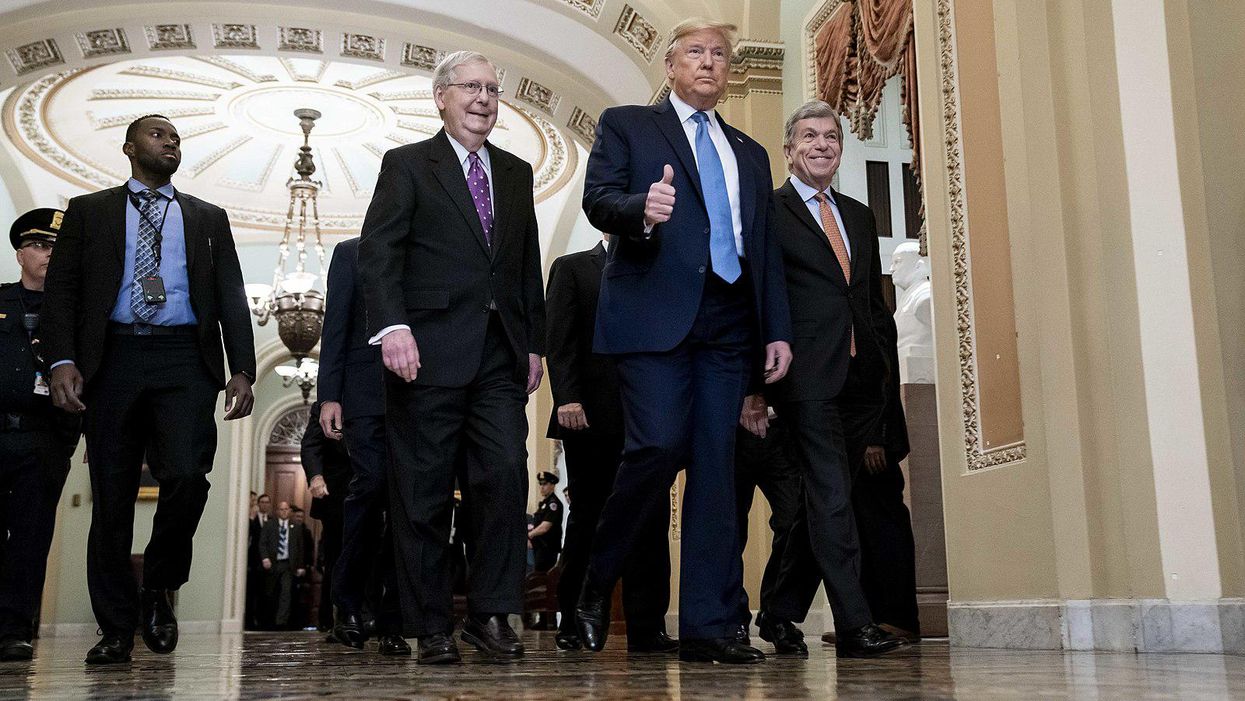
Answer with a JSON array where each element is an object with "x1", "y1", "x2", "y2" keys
[
  {"x1": 528, "y1": 472, "x2": 563, "y2": 572},
  {"x1": 0, "y1": 209, "x2": 80, "y2": 662}
]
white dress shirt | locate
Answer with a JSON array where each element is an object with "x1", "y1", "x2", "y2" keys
[
  {"x1": 650, "y1": 92, "x2": 745, "y2": 257},
  {"x1": 369, "y1": 134, "x2": 494, "y2": 345},
  {"x1": 788, "y1": 175, "x2": 851, "y2": 260}
]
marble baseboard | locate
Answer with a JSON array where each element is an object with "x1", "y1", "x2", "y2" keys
[{"x1": 949, "y1": 598, "x2": 1245, "y2": 653}]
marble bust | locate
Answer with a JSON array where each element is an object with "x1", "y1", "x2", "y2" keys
[{"x1": 890, "y1": 242, "x2": 935, "y2": 384}]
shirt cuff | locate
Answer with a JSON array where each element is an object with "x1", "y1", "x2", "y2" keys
[
  {"x1": 50, "y1": 359, "x2": 75, "y2": 369},
  {"x1": 368, "y1": 324, "x2": 410, "y2": 345}
]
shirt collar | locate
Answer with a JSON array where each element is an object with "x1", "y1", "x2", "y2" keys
[
  {"x1": 445, "y1": 133, "x2": 490, "y2": 170},
  {"x1": 789, "y1": 175, "x2": 836, "y2": 206},
  {"x1": 126, "y1": 178, "x2": 174, "y2": 200},
  {"x1": 669, "y1": 91, "x2": 717, "y2": 128}
]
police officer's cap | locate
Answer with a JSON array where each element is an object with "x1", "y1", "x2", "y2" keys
[
  {"x1": 536, "y1": 471, "x2": 559, "y2": 485},
  {"x1": 10, "y1": 208, "x2": 64, "y2": 250}
]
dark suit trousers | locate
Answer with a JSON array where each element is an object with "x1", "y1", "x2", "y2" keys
[
  {"x1": 732, "y1": 418, "x2": 803, "y2": 625},
  {"x1": 0, "y1": 431, "x2": 71, "y2": 641},
  {"x1": 770, "y1": 362, "x2": 881, "y2": 631},
  {"x1": 266, "y1": 560, "x2": 294, "y2": 627},
  {"x1": 557, "y1": 431, "x2": 670, "y2": 637},
  {"x1": 385, "y1": 315, "x2": 528, "y2": 637},
  {"x1": 589, "y1": 274, "x2": 752, "y2": 640},
  {"x1": 84, "y1": 334, "x2": 217, "y2": 636},
  {"x1": 333, "y1": 414, "x2": 401, "y2": 633}
]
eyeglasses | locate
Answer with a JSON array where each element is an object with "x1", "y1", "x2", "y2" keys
[
  {"x1": 20, "y1": 241, "x2": 53, "y2": 251},
  {"x1": 446, "y1": 81, "x2": 503, "y2": 98}
]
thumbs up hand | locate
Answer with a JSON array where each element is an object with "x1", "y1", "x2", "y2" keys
[{"x1": 644, "y1": 164, "x2": 676, "y2": 227}]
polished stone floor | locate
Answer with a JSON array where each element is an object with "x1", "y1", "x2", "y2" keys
[{"x1": 2, "y1": 631, "x2": 1244, "y2": 699}]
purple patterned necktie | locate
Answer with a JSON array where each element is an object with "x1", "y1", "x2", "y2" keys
[{"x1": 467, "y1": 152, "x2": 493, "y2": 245}]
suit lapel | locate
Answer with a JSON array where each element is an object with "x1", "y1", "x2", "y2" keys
[
  {"x1": 720, "y1": 118, "x2": 756, "y2": 243},
  {"x1": 485, "y1": 141, "x2": 514, "y2": 257},
  {"x1": 652, "y1": 100, "x2": 705, "y2": 208},
  {"x1": 589, "y1": 241, "x2": 605, "y2": 270},
  {"x1": 108, "y1": 186, "x2": 129, "y2": 264},
  {"x1": 833, "y1": 188, "x2": 869, "y2": 284},
  {"x1": 430, "y1": 130, "x2": 491, "y2": 257},
  {"x1": 779, "y1": 181, "x2": 849, "y2": 287},
  {"x1": 174, "y1": 191, "x2": 198, "y2": 274}
]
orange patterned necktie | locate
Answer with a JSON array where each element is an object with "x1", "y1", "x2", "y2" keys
[{"x1": 813, "y1": 191, "x2": 855, "y2": 356}]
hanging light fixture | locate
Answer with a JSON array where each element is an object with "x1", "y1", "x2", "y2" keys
[{"x1": 246, "y1": 108, "x2": 327, "y2": 402}]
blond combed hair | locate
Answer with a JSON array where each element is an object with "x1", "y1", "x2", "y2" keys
[{"x1": 665, "y1": 18, "x2": 738, "y2": 61}]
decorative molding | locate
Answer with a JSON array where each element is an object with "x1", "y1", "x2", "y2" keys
[
  {"x1": 7, "y1": 39, "x2": 63, "y2": 75},
  {"x1": 395, "y1": 119, "x2": 438, "y2": 136},
  {"x1": 559, "y1": 0, "x2": 605, "y2": 19},
  {"x1": 341, "y1": 33, "x2": 385, "y2": 62},
  {"x1": 650, "y1": 83, "x2": 670, "y2": 105},
  {"x1": 7, "y1": 69, "x2": 116, "y2": 188},
  {"x1": 213, "y1": 24, "x2": 260, "y2": 50},
  {"x1": 145, "y1": 24, "x2": 196, "y2": 51},
  {"x1": 362, "y1": 142, "x2": 388, "y2": 159},
  {"x1": 614, "y1": 5, "x2": 661, "y2": 62},
  {"x1": 388, "y1": 105, "x2": 439, "y2": 118},
  {"x1": 218, "y1": 143, "x2": 283, "y2": 192},
  {"x1": 515, "y1": 77, "x2": 560, "y2": 114},
  {"x1": 934, "y1": 0, "x2": 1026, "y2": 471},
  {"x1": 89, "y1": 106, "x2": 216, "y2": 129},
  {"x1": 280, "y1": 57, "x2": 327, "y2": 82},
  {"x1": 76, "y1": 29, "x2": 130, "y2": 59},
  {"x1": 278, "y1": 27, "x2": 323, "y2": 54},
  {"x1": 518, "y1": 107, "x2": 567, "y2": 191},
  {"x1": 179, "y1": 120, "x2": 229, "y2": 138},
  {"x1": 89, "y1": 88, "x2": 220, "y2": 101},
  {"x1": 331, "y1": 147, "x2": 369, "y2": 197},
  {"x1": 731, "y1": 40, "x2": 784, "y2": 73},
  {"x1": 335, "y1": 70, "x2": 404, "y2": 90},
  {"x1": 369, "y1": 89, "x2": 433, "y2": 101},
  {"x1": 185, "y1": 134, "x2": 253, "y2": 177},
  {"x1": 803, "y1": 0, "x2": 850, "y2": 101},
  {"x1": 385, "y1": 131, "x2": 414, "y2": 145},
  {"x1": 197, "y1": 56, "x2": 277, "y2": 83},
  {"x1": 400, "y1": 43, "x2": 444, "y2": 72},
  {"x1": 566, "y1": 107, "x2": 597, "y2": 145},
  {"x1": 120, "y1": 65, "x2": 241, "y2": 90}
]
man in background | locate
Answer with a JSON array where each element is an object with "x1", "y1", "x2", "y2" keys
[{"x1": 259, "y1": 501, "x2": 305, "y2": 630}]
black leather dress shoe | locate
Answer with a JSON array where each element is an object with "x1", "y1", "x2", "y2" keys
[
  {"x1": 416, "y1": 633, "x2": 460, "y2": 664},
  {"x1": 575, "y1": 578, "x2": 612, "y2": 652},
  {"x1": 732, "y1": 623, "x2": 752, "y2": 646},
  {"x1": 554, "y1": 630, "x2": 582, "y2": 650},
  {"x1": 332, "y1": 613, "x2": 366, "y2": 649},
  {"x1": 85, "y1": 635, "x2": 134, "y2": 665},
  {"x1": 140, "y1": 588, "x2": 178, "y2": 654},
  {"x1": 835, "y1": 623, "x2": 906, "y2": 658},
  {"x1": 378, "y1": 634, "x2": 411, "y2": 656},
  {"x1": 756, "y1": 612, "x2": 808, "y2": 656},
  {"x1": 461, "y1": 615, "x2": 524, "y2": 660},
  {"x1": 627, "y1": 631, "x2": 679, "y2": 653},
  {"x1": 679, "y1": 637, "x2": 765, "y2": 664},
  {"x1": 0, "y1": 639, "x2": 33, "y2": 662}
]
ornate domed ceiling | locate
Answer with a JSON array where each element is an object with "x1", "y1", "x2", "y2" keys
[{"x1": 2, "y1": 54, "x2": 575, "y2": 233}]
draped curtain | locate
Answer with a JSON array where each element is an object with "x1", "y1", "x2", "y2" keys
[{"x1": 814, "y1": 0, "x2": 923, "y2": 247}]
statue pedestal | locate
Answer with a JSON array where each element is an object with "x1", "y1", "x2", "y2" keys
[
  {"x1": 898, "y1": 347, "x2": 935, "y2": 385},
  {"x1": 900, "y1": 382, "x2": 948, "y2": 636}
]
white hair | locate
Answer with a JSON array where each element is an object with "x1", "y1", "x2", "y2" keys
[{"x1": 431, "y1": 50, "x2": 497, "y2": 91}]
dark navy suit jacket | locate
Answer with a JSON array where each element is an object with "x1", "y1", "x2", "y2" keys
[
  {"x1": 317, "y1": 237, "x2": 384, "y2": 419},
  {"x1": 582, "y1": 99, "x2": 791, "y2": 357}
]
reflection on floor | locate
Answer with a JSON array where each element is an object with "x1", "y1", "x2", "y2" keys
[{"x1": 2, "y1": 631, "x2": 1244, "y2": 699}]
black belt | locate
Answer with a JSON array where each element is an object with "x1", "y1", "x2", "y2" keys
[
  {"x1": 108, "y1": 322, "x2": 196, "y2": 337},
  {"x1": 1, "y1": 412, "x2": 51, "y2": 432}
]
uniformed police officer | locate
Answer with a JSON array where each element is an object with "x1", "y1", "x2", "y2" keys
[
  {"x1": 528, "y1": 472, "x2": 563, "y2": 573},
  {"x1": 0, "y1": 208, "x2": 80, "y2": 662}
]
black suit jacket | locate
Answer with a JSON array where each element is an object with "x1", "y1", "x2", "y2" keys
[
  {"x1": 358, "y1": 130, "x2": 545, "y2": 387},
  {"x1": 41, "y1": 185, "x2": 256, "y2": 387},
  {"x1": 259, "y1": 518, "x2": 305, "y2": 567},
  {"x1": 316, "y1": 237, "x2": 383, "y2": 418},
  {"x1": 300, "y1": 402, "x2": 352, "y2": 522},
  {"x1": 544, "y1": 242, "x2": 622, "y2": 438},
  {"x1": 769, "y1": 180, "x2": 891, "y2": 405}
]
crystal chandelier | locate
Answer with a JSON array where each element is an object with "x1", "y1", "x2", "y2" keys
[{"x1": 245, "y1": 108, "x2": 327, "y2": 403}]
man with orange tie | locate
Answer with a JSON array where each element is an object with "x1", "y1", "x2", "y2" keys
[{"x1": 761, "y1": 100, "x2": 905, "y2": 658}]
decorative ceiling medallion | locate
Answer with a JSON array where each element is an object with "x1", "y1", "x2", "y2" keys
[
  {"x1": 341, "y1": 33, "x2": 384, "y2": 62},
  {"x1": 615, "y1": 5, "x2": 661, "y2": 62},
  {"x1": 213, "y1": 24, "x2": 260, "y2": 50},
  {"x1": 279, "y1": 27, "x2": 323, "y2": 54},
  {"x1": 400, "y1": 43, "x2": 443, "y2": 71},
  {"x1": 145, "y1": 24, "x2": 196, "y2": 51},
  {"x1": 560, "y1": 0, "x2": 605, "y2": 19},
  {"x1": 8, "y1": 39, "x2": 63, "y2": 75},
  {"x1": 515, "y1": 77, "x2": 560, "y2": 114},
  {"x1": 76, "y1": 29, "x2": 131, "y2": 59},
  {"x1": 567, "y1": 107, "x2": 597, "y2": 145}
]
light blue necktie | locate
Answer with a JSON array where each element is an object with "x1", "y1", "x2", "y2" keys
[{"x1": 690, "y1": 111, "x2": 741, "y2": 284}]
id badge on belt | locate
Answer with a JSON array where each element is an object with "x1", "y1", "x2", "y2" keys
[{"x1": 33, "y1": 370, "x2": 49, "y2": 396}]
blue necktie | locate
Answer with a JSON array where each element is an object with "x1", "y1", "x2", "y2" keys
[
  {"x1": 131, "y1": 189, "x2": 162, "y2": 322},
  {"x1": 691, "y1": 111, "x2": 741, "y2": 284}
]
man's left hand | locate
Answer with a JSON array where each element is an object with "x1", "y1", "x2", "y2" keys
[
  {"x1": 762, "y1": 341, "x2": 793, "y2": 384},
  {"x1": 864, "y1": 445, "x2": 887, "y2": 475},
  {"x1": 526, "y1": 354, "x2": 543, "y2": 394},
  {"x1": 223, "y1": 373, "x2": 254, "y2": 420}
]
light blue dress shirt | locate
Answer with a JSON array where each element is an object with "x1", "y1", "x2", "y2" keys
[{"x1": 109, "y1": 178, "x2": 198, "y2": 325}]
